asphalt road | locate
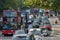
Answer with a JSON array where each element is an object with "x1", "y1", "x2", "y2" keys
[
  {"x1": 0, "y1": 17, "x2": 60, "y2": 40},
  {"x1": 0, "y1": 36, "x2": 12, "y2": 40},
  {"x1": 0, "y1": 36, "x2": 60, "y2": 40}
]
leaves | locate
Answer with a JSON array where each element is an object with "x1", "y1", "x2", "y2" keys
[
  {"x1": 24, "y1": 0, "x2": 60, "y2": 10},
  {"x1": 0, "y1": 0, "x2": 60, "y2": 10}
]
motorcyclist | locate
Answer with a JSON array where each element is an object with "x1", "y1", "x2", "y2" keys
[{"x1": 29, "y1": 34, "x2": 35, "y2": 40}]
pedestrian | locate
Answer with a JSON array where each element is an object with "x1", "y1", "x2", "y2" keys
[{"x1": 55, "y1": 20, "x2": 58, "y2": 24}]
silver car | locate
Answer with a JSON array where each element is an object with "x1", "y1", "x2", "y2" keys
[
  {"x1": 12, "y1": 29, "x2": 29, "y2": 40},
  {"x1": 28, "y1": 28, "x2": 41, "y2": 40}
]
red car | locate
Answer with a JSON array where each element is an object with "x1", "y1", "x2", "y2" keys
[{"x1": 41, "y1": 22, "x2": 52, "y2": 36}]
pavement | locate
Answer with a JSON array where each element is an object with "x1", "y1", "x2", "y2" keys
[
  {"x1": 49, "y1": 17, "x2": 60, "y2": 36},
  {"x1": 0, "y1": 36, "x2": 12, "y2": 40}
]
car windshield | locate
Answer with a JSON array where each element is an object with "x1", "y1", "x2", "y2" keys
[
  {"x1": 40, "y1": 22, "x2": 51, "y2": 27},
  {"x1": 33, "y1": 19, "x2": 42, "y2": 26},
  {"x1": 31, "y1": 30, "x2": 40, "y2": 35},
  {"x1": 42, "y1": 18, "x2": 50, "y2": 24},
  {"x1": 3, "y1": 23, "x2": 17, "y2": 30},
  {"x1": 34, "y1": 18, "x2": 42, "y2": 22},
  {"x1": 15, "y1": 30, "x2": 25, "y2": 35}
]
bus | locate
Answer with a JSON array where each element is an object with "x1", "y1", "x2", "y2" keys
[{"x1": 2, "y1": 10, "x2": 18, "y2": 35}]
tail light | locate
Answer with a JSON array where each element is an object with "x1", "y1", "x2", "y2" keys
[{"x1": 43, "y1": 26, "x2": 51, "y2": 30}]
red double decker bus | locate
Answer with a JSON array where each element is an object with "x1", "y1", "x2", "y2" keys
[{"x1": 2, "y1": 10, "x2": 19, "y2": 35}]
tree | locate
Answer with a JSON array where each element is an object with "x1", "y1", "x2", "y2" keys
[
  {"x1": 15, "y1": 0, "x2": 26, "y2": 10},
  {"x1": 52, "y1": 0, "x2": 60, "y2": 10},
  {"x1": 0, "y1": 0, "x2": 17, "y2": 10},
  {"x1": 24, "y1": 0, "x2": 41, "y2": 8},
  {"x1": 24, "y1": 0, "x2": 60, "y2": 10},
  {"x1": 0, "y1": 0, "x2": 26, "y2": 11}
]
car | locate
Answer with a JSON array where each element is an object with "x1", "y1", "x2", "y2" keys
[
  {"x1": 28, "y1": 28, "x2": 41, "y2": 40},
  {"x1": 28, "y1": 16, "x2": 52, "y2": 37},
  {"x1": 40, "y1": 18, "x2": 52, "y2": 36},
  {"x1": 14, "y1": 29, "x2": 25, "y2": 35},
  {"x1": 42, "y1": 17, "x2": 52, "y2": 30},
  {"x1": 32, "y1": 17, "x2": 42, "y2": 27},
  {"x1": 12, "y1": 29, "x2": 29, "y2": 40},
  {"x1": 12, "y1": 34, "x2": 29, "y2": 40},
  {"x1": 28, "y1": 17, "x2": 42, "y2": 31},
  {"x1": 28, "y1": 24, "x2": 40, "y2": 31}
]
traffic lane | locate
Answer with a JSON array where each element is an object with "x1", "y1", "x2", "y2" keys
[
  {"x1": 0, "y1": 37, "x2": 60, "y2": 40},
  {"x1": 34, "y1": 36, "x2": 60, "y2": 40},
  {"x1": 0, "y1": 35, "x2": 60, "y2": 40},
  {"x1": 40, "y1": 37, "x2": 60, "y2": 40},
  {"x1": 0, "y1": 36, "x2": 12, "y2": 40},
  {"x1": 0, "y1": 36, "x2": 58, "y2": 40}
]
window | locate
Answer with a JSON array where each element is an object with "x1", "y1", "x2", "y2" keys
[{"x1": 4, "y1": 11, "x2": 17, "y2": 17}]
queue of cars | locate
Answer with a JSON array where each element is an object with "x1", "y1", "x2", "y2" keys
[
  {"x1": 11, "y1": 15, "x2": 52, "y2": 40},
  {"x1": 28, "y1": 16, "x2": 52, "y2": 36}
]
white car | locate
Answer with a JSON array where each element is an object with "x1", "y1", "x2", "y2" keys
[
  {"x1": 28, "y1": 28, "x2": 41, "y2": 40},
  {"x1": 12, "y1": 29, "x2": 29, "y2": 40}
]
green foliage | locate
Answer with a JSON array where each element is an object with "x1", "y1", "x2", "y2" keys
[
  {"x1": 0, "y1": 0, "x2": 25, "y2": 10},
  {"x1": 0, "y1": 0, "x2": 60, "y2": 10},
  {"x1": 24, "y1": 0, "x2": 60, "y2": 10},
  {"x1": 0, "y1": 0, "x2": 17, "y2": 10},
  {"x1": 24, "y1": 0, "x2": 41, "y2": 8}
]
